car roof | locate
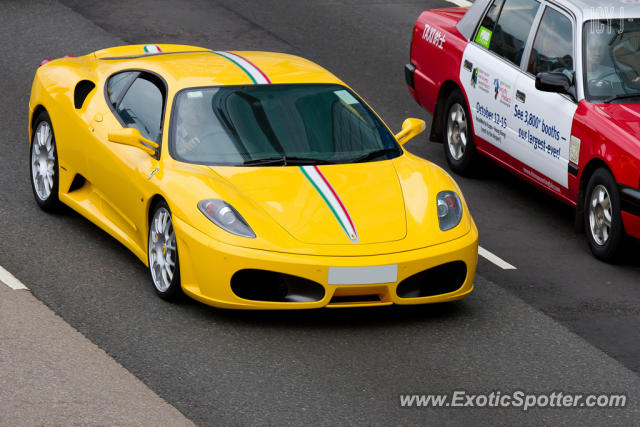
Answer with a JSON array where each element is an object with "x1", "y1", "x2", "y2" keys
[
  {"x1": 93, "y1": 44, "x2": 344, "y2": 89},
  {"x1": 460, "y1": 0, "x2": 640, "y2": 29},
  {"x1": 563, "y1": 0, "x2": 640, "y2": 20}
]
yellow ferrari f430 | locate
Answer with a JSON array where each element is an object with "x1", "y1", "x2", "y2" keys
[{"x1": 28, "y1": 44, "x2": 478, "y2": 309}]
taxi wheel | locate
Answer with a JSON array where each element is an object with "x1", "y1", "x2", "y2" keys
[
  {"x1": 148, "y1": 201, "x2": 182, "y2": 300},
  {"x1": 443, "y1": 89, "x2": 477, "y2": 175},
  {"x1": 30, "y1": 111, "x2": 61, "y2": 212},
  {"x1": 584, "y1": 168, "x2": 624, "y2": 262}
]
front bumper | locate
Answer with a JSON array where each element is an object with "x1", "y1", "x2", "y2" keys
[
  {"x1": 173, "y1": 216, "x2": 478, "y2": 309},
  {"x1": 619, "y1": 184, "x2": 640, "y2": 239},
  {"x1": 405, "y1": 63, "x2": 416, "y2": 90}
]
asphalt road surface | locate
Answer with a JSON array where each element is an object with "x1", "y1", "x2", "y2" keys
[{"x1": 1, "y1": 0, "x2": 640, "y2": 424}]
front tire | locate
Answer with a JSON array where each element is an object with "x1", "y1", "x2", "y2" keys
[
  {"x1": 30, "y1": 111, "x2": 61, "y2": 211},
  {"x1": 443, "y1": 89, "x2": 477, "y2": 175},
  {"x1": 148, "y1": 202, "x2": 182, "y2": 300},
  {"x1": 584, "y1": 168, "x2": 624, "y2": 261}
]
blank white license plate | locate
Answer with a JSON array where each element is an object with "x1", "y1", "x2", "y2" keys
[{"x1": 328, "y1": 265, "x2": 398, "y2": 285}]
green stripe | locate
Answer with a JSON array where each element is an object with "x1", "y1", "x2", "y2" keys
[
  {"x1": 299, "y1": 167, "x2": 350, "y2": 236},
  {"x1": 212, "y1": 52, "x2": 257, "y2": 84},
  {"x1": 143, "y1": 46, "x2": 149, "y2": 53}
]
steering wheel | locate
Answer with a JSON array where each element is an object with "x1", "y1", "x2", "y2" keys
[
  {"x1": 587, "y1": 71, "x2": 618, "y2": 91},
  {"x1": 592, "y1": 71, "x2": 618, "y2": 81},
  {"x1": 191, "y1": 130, "x2": 222, "y2": 157}
]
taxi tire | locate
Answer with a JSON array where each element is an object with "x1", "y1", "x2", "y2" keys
[
  {"x1": 443, "y1": 89, "x2": 477, "y2": 176},
  {"x1": 584, "y1": 168, "x2": 624, "y2": 262}
]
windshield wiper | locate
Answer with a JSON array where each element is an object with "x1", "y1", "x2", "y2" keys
[
  {"x1": 352, "y1": 148, "x2": 399, "y2": 163},
  {"x1": 242, "y1": 156, "x2": 335, "y2": 166},
  {"x1": 283, "y1": 156, "x2": 335, "y2": 165},
  {"x1": 243, "y1": 156, "x2": 287, "y2": 166},
  {"x1": 603, "y1": 92, "x2": 640, "y2": 103}
]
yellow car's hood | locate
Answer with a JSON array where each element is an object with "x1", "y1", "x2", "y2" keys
[
  {"x1": 164, "y1": 153, "x2": 473, "y2": 256},
  {"x1": 210, "y1": 161, "x2": 407, "y2": 245}
]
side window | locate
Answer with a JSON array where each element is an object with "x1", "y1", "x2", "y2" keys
[
  {"x1": 475, "y1": 0, "x2": 540, "y2": 66},
  {"x1": 115, "y1": 75, "x2": 165, "y2": 143},
  {"x1": 476, "y1": 0, "x2": 505, "y2": 44},
  {"x1": 106, "y1": 71, "x2": 137, "y2": 107},
  {"x1": 527, "y1": 7, "x2": 574, "y2": 79}
]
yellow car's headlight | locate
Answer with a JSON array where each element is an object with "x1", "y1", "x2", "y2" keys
[
  {"x1": 436, "y1": 191, "x2": 462, "y2": 231},
  {"x1": 198, "y1": 199, "x2": 256, "y2": 238}
]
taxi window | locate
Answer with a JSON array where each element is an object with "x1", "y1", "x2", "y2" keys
[
  {"x1": 476, "y1": 0, "x2": 505, "y2": 41},
  {"x1": 527, "y1": 7, "x2": 573, "y2": 78},
  {"x1": 583, "y1": 19, "x2": 640, "y2": 101},
  {"x1": 475, "y1": 0, "x2": 540, "y2": 66}
]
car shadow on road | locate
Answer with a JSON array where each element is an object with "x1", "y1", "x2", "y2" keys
[{"x1": 180, "y1": 295, "x2": 476, "y2": 331}]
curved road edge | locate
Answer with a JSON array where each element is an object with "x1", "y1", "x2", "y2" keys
[{"x1": 0, "y1": 284, "x2": 194, "y2": 426}]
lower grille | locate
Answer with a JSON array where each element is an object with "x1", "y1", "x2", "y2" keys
[{"x1": 329, "y1": 294, "x2": 381, "y2": 304}]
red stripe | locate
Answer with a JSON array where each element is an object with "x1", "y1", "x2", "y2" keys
[
  {"x1": 312, "y1": 166, "x2": 357, "y2": 234},
  {"x1": 156, "y1": 45, "x2": 163, "y2": 52},
  {"x1": 231, "y1": 52, "x2": 272, "y2": 83}
]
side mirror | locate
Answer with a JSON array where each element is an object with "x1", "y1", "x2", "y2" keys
[
  {"x1": 395, "y1": 118, "x2": 426, "y2": 145},
  {"x1": 535, "y1": 72, "x2": 575, "y2": 99},
  {"x1": 107, "y1": 128, "x2": 158, "y2": 156}
]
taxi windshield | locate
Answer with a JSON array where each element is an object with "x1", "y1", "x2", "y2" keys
[
  {"x1": 169, "y1": 84, "x2": 400, "y2": 166},
  {"x1": 584, "y1": 19, "x2": 640, "y2": 102}
]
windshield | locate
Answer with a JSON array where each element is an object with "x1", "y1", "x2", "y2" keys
[
  {"x1": 169, "y1": 84, "x2": 400, "y2": 166},
  {"x1": 584, "y1": 19, "x2": 640, "y2": 102}
]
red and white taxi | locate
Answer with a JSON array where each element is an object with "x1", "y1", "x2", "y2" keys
[{"x1": 406, "y1": 0, "x2": 640, "y2": 260}]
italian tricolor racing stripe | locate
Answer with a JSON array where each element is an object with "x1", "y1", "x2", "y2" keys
[
  {"x1": 213, "y1": 52, "x2": 356, "y2": 241},
  {"x1": 300, "y1": 166, "x2": 359, "y2": 243},
  {"x1": 213, "y1": 51, "x2": 272, "y2": 84},
  {"x1": 143, "y1": 44, "x2": 162, "y2": 54}
]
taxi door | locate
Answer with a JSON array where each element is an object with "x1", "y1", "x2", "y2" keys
[
  {"x1": 460, "y1": 0, "x2": 542, "y2": 156},
  {"x1": 512, "y1": 4, "x2": 578, "y2": 193}
]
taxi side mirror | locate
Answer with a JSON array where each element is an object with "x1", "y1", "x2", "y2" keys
[
  {"x1": 535, "y1": 72, "x2": 576, "y2": 100},
  {"x1": 395, "y1": 118, "x2": 426, "y2": 145},
  {"x1": 108, "y1": 127, "x2": 158, "y2": 156}
]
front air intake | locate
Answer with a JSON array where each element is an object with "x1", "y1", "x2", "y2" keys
[
  {"x1": 396, "y1": 261, "x2": 467, "y2": 298},
  {"x1": 231, "y1": 269, "x2": 325, "y2": 303}
]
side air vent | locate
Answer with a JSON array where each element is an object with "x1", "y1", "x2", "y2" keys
[
  {"x1": 74, "y1": 80, "x2": 96, "y2": 109},
  {"x1": 68, "y1": 174, "x2": 86, "y2": 192}
]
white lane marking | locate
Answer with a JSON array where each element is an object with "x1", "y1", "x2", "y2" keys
[
  {"x1": 446, "y1": 0, "x2": 473, "y2": 7},
  {"x1": 478, "y1": 246, "x2": 517, "y2": 270},
  {"x1": 0, "y1": 265, "x2": 29, "y2": 290}
]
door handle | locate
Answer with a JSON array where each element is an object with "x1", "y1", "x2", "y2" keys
[
  {"x1": 89, "y1": 113, "x2": 103, "y2": 133},
  {"x1": 463, "y1": 60, "x2": 473, "y2": 71},
  {"x1": 516, "y1": 90, "x2": 526, "y2": 103}
]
